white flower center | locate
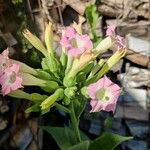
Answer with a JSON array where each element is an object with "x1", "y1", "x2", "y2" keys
[
  {"x1": 9, "y1": 72, "x2": 16, "y2": 83},
  {"x1": 96, "y1": 88, "x2": 111, "y2": 101}
]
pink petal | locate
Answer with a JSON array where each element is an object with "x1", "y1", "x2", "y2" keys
[
  {"x1": 11, "y1": 64, "x2": 20, "y2": 73},
  {"x1": 68, "y1": 47, "x2": 85, "y2": 57},
  {"x1": 116, "y1": 35, "x2": 126, "y2": 49},
  {"x1": 103, "y1": 101, "x2": 117, "y2": 113},
  {"x1": 65, "y1": 27, "x2": 76, "y2": 39},
  {"x1": 87, "y1": 80, "x2": 103, "y2": 99},
  {"x1": 60, "y1": 37, "x2": 71, "y2": 48},
  {"x1": 90, "y1": 100, "x2": 104, "y2": 112},
  {"x1": 11, "y1": 76, "x2": 23, "y2": 90},
  {"x1": 106, "y1": 25, "x2": 116, "y2": 36},
  {"x1": 109, "y1": 83, "x2": 121, "y2": 92},
  {"x1": 103, "y1": 76, "x2": 113, "y2": 87},
  {"x1": 2, "y1": 49, "x2": 9, "y2": 58},
  {"x1": 2, "y1": 85, "x2": 10, "y2": 95},
  {"x1": 76, "y1": 34, "x2": 93, "y2": 50}
]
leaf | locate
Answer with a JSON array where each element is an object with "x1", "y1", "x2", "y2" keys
[
  {"x1": 85, "y1": 5, "x2": 98, "y2": 30},
  {"x1": 89, "y1": 132, "x2": 133, "y2": 150},
  {"x1": 42, "y1": 126, "x2": 77, "y2": 150},
  {"x1": 69, "y1": 140, "x2": 90, "y2": 150},
  {"x1": 85, "y1": 4, "x2": 99, "y2": 41}
]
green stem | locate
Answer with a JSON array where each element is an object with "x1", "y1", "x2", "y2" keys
[
  {"x1": 54, "y1": 102, "x2": 71, "y2": 113},
  {"x1": 69, "y1": 101, "x2": 81, "y2": 143},
  {"x1": 65, "y1": 56, "x2": 73, "y2": 74}
]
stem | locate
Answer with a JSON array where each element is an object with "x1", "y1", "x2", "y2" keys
[
  {"x1": 54, "y1": 102, "x2": 71, "y2": 113},
  {"x1": 65, "y1": 56, "x2": 73, "y2": 74},
  {"x1": 69, "y1": 101, "x2": 81, "y2": 143}
]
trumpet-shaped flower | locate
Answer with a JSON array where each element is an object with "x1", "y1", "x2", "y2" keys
[
  {"x1": 60, "y1": 27, "x2": 93, "y2": 57},
  {"x1": 87, "y1": 76, "x2": 121, "y2": 113},
  {"x1": 0, "y1": 49, "x2": 9, "y2": 72},
  {"x1": 106, "y1": 25, "x2": 116, "y2": 37},
  {"x1": 116, "y1": 35, "x2": 126, "y2": 50},
  {"x1": 106, "y1": 26, "x2": 125, "y2": 50},
  {"x1": 0, "y1": 64, "x2": 23, "y2": 95},
  {"x1": 60, "y1": 27, "x2": 76, "y2": 48}
]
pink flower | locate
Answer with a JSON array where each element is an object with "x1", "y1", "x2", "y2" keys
[
  {"x1": 106, "y1": 26, "x2": 125, "y2": 50},
  {"x1": 87, "y1": 76, "x2": 121, "y2": 113},
  {"x1": 60, "y1": 27, "x2": 76, "y2": 48},
  {"x1": 68, "y1": 34, "x2": 93, "y2": 57},
  {"x1": 116, "y1": 35, "x2": 126, "y2": 50},
  {"x1": 106, "y1": 25, "x2": 116, "y2": 36},
  {"x1": 0, "y1": 64, "x2": 23, "y2": 95},
  {"x1": 0, "y1": 49, "x2": 10, "y2": 74},
  {"x1": 60, "y1": 27, "x2": 93, "y2": 57}
]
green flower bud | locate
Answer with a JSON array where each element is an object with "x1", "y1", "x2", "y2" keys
[
  {"x1": 62, "y1": 97, "x2": 71, "y2": 105},
  {"x1": 64, "y1": 87, "x2": 77, "y2": 98}
]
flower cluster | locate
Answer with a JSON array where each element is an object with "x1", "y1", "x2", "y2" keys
[
  {"x1": 106, "y1": 25, "x2": 125, "y2": 50},
  {"x1": 0, "y1": 23, "x2": 126, "y2": 115}
]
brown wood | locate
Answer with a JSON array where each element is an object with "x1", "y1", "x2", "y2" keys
[
  {"x1": 125, "y1": 49, "x2": 150, "y2": 67},
  {"x1": 98, "y1": 0, "x2": 149, "y2": 19}
]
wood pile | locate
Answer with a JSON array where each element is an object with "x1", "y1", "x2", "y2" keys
[{"x1": 98, "y1": 0, "x2": 149, "y2": 20}]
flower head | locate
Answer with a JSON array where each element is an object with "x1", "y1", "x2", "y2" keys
[
  {"x1": 60, "y1": 27, "x2": 76, "y2": 48},
  {"x1": 106, "y1": 26, "x2": 125, "y2": 50},
  {"x1": 116, "y1": 35, "x2": 126, "y2": 50},
  {"x1": 106, "y1": 25, "x2": 116, "y2": 36},
  {"x1": 87, "y1": 76, "x2": 121, "y2": 113},
  {"x1": 0, "y1": 64, "x2": 23, "y2": 95},
  {"x1": 0, "y1": 49, "x2": 9, "y2": 71},
  {"x1": 60, "y1": 27, "x2": 93, "y2": 58}
]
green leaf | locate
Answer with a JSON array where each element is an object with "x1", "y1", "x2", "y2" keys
[
  {"x1": 42, "y1": 126, "x2": 77, "y2": 150},
  {"x1": 89, "y1": 132, "x2": 133, "y2": 150},
  {"x1": 85, "y1": 4, "x2": 99, "y2": 41},
  {"x1": 85, "y1": 5, "x2": 98, "y2": 30},
  {"x1": 69, "y1": 140, "x2": 90, "y2": 150}
]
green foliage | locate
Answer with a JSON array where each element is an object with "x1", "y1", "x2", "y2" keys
[
  {"x1": 42, "y1": 126, "x2": 132, "y2": 150},
  {"x1": 89, "y1": 132, "x2": 133, "y2": 150},
  {"x1": 85, "y1": 4, "x2": 101, "y2": 43},
  {"x1": 69, "y1": 141, "x2": 90, "y2": 150},
  {"x1": 42, "y1": 127, "x2": 78, "y2": 150},
  {"x1": 42, "y1": 126, "x2": 90, "y2": 150},
  {"x1": 11, "y1": 0, "x2": 23, "y2": 4}
]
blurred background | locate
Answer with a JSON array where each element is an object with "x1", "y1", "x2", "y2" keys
[{"x1": 0, "y1": 0, "x2": 149, "y2": 149}]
